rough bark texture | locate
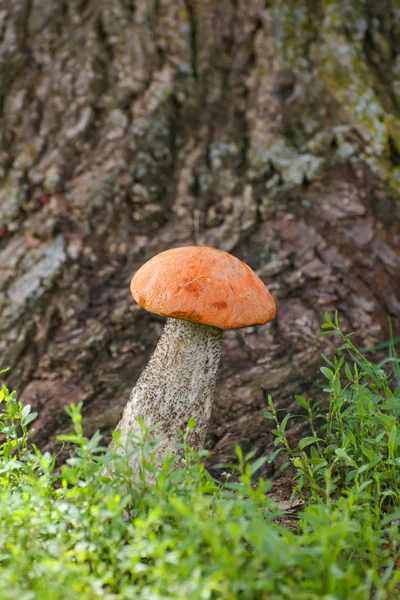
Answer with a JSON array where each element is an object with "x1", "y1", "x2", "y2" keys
[{"x1": 1, "y1": 1, "x2": 400, "y2": 479}]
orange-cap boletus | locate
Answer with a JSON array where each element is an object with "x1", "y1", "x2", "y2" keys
[{"x1": 113, "y1": 246, "x2": 276, "y2": 472}]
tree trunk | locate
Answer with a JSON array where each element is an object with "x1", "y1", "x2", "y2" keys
[{"x1": 1, "y1": 0, "x2": 400, "y2": 479}]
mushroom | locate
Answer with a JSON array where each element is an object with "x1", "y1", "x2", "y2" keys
[{"x1": 112, "y1": 246, "x2": 276, "y2": 472}]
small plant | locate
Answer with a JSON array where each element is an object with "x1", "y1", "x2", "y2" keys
[
  {"x1": 265, "y1": 312, "x2": 400, "y2": 514},
  {"x1": 0, "y1": 373, "x2": 41, "y2": 479}
]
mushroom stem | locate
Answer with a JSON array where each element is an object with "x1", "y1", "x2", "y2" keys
[{"x1": 113, "y1": 318, "x2": 223, "y2": 471}]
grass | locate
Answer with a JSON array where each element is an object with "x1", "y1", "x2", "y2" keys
[{"x1": 0, "y1": 313, "x2": 400, "y2": 599}]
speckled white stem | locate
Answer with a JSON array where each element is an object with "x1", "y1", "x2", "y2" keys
[{"x1": 111, "y1": 318, "x2": 223, "y2": 473}]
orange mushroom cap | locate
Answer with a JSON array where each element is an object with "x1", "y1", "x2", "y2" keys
[{"x1": 130, "y1": 246, "x2": 276, "y2": 329}]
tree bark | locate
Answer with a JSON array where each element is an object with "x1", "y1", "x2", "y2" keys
[{"x1": 1, "y1": 0, "x2": 400, "y2": 479}]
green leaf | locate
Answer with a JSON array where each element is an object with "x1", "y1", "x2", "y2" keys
[
  {"x1": 235, "y1": 445, "x2": 243, "y2": 462},
  {"x1": 388, "y1": 424, "x2": 397, "y2": 456},
  {"x1": 57, "y1": 435, "x2": 80, "y2": 442},
  {"x1": 345, "y1": 363, "x2": 353, "y2": 382},
  {"x1": 345, "y1": 469, "x2": 358, "y2": 485},
  {"x1": 334, "y1": 310, "x2": 339, "y2": 327},
  {"x1": 332, "y1": 378, "x2": 341, "y2": 395},
  {"x1": 280, "y1": 413, "x2": 291, "y2": 433},
  {"x1": 336, "y1": 342, "x2": 351, "y2": 353},
  {"x1": 21, "y1": 404, "x2": 31, "y2": 418},
  {"x1": 335, "y1": 448, "x2": 357, "y2": 467},
  {"x1": 22, "y1": 412, "x2": 38, "y2": 427},
  {"x1": 298, "y1": 437, "x2": 321, "y2": 450},
  {"x1": 112, "y1": 429, "x2": 121, "y2": 445},
  {"x1": 382, "y1": 509, "x2": 400, "y2": 525},
  {"x1": 320, "y1": 367, "x2": 334, "y2": 381},
  {"x1": 321, "y1": 354, "x2": 335, "y2": 367},
  {"x1": 267, "y1": 448, "x2": 282, "y2": 463},
  {"x1": 250, "y1": 456, "x2": 268, "y2": 474},
  {"x1": 381, "y1": 397, "x2": 400, "y2": 410},
  {"x1": 263, "y1": 410, "x2": 274, "y2": 420},
  {"x1": 294, "y1": 395, "x2": 309, "y2": 409}
]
